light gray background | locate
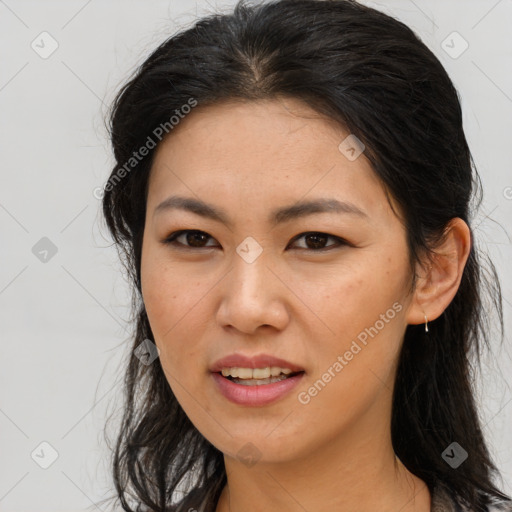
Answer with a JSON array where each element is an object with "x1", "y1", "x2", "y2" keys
[{"x1": 1, "y1": 0, "x2": 511, "y2": 510}]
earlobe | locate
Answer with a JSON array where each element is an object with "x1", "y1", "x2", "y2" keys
[{"x1": 406, "y1": 217, "x2": 472, "y2": 327}]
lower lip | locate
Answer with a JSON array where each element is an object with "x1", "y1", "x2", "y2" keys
[{"x1": 211, "y1": 372, "x2": 305, "y2": 406}]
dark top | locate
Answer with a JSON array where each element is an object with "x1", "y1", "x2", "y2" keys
[{"x1": 432, "y1": 484, "x2": 512, "y2": 512}]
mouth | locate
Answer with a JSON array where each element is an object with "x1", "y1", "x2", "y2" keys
[
  {"x1": 217, "y1": 368, "x2": 305, "y2": 386},
  {"x1": 209, "y1": 353, "x2": 306, "y2": 405},
  {"x1": 211, "y1": 367, "x2": 306, "y2": 406}
]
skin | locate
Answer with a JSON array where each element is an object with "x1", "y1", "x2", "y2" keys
[{"x1": 140, "y1": 97, "x2": 471, "y2": 512}]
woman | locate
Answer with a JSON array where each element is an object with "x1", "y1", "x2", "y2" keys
[{"x1": 100, "y1": 0, "x2": 511, "y2": 511}]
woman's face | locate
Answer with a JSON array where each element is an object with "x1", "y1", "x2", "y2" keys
[{"x1": 140, "y1": 97, "x2": 418, "y2": 464}]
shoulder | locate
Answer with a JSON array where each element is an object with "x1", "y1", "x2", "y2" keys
[{"x1": 431, "y1": 483, "x2": 512, "y2": 512}]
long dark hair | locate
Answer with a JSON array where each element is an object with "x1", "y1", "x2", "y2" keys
[{"x1": 99, "y1": 1, "x2": 510, "y2": 510}]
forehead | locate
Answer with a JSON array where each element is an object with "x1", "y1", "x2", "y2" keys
[
  {"x1": 147, "y1": 98, "x2": 396, "y2": 223},
  {"x1": 153, "y1": 97, "x2": 345, "y2": 161}
]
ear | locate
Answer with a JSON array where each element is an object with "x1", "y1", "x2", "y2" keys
[{"x1": 405, "y1": 217, "x2": 472, "y2": 326}]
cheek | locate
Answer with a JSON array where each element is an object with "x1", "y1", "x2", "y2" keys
[
  {"x1": 311, "y1": 263, "x2": 401, "y2": 328},
  {"x1": 303, "y1": 257, "x2": 407, "y2": 375},
  {"x1": 140, "y1": 250, "x2": 214, "y2": 385},
  {"x1": 141, "y1": 252, "x2": 198, "y2": 334},
  {"x1": 296, "y1": 284, "x2": 406, "y2": 436}
]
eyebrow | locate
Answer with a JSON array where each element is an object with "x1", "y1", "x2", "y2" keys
[{"x1": 153, "y1": 195, "x2": 368, "y2": 227}]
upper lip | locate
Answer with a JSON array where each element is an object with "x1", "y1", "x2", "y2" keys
[{"x1": 210, "y1": 353, "x2": 305, "y2": 373}]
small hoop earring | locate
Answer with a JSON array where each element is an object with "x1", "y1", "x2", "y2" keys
[{"x1": 424, "y1": 314, "x2": 429, "y2": 333}]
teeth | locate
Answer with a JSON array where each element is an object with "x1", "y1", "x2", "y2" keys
[
  {"x1": 220, "y1": 366, "x2": 294, "y2": 379},
  {"x1": 234, "y1": 374, "x2": 290, "y2": 386}
]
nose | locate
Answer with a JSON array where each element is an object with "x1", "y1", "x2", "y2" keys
[{"x1": 215, "y1": 252, "x2": 290, "y2": 335}]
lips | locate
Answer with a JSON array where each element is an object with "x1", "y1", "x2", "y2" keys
[{"x1": 209, "y1": 353, "x2": 305, "y2": 374}]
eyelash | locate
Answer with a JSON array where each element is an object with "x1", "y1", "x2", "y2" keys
[{"x1": 161, "y1": 230, "x2": 349, "y2": 252}]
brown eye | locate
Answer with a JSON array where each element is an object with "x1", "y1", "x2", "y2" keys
[
  {"x1": 289, "y1": 232, "x2": 348, "y2": 251},
  {"x1": 163, "y1": 230, "x2": 218, "y2": 248}
]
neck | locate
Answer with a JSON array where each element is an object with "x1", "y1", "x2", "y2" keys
[{"x1": 215, "y1": 414, "x2": 431, "y2": 512}]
